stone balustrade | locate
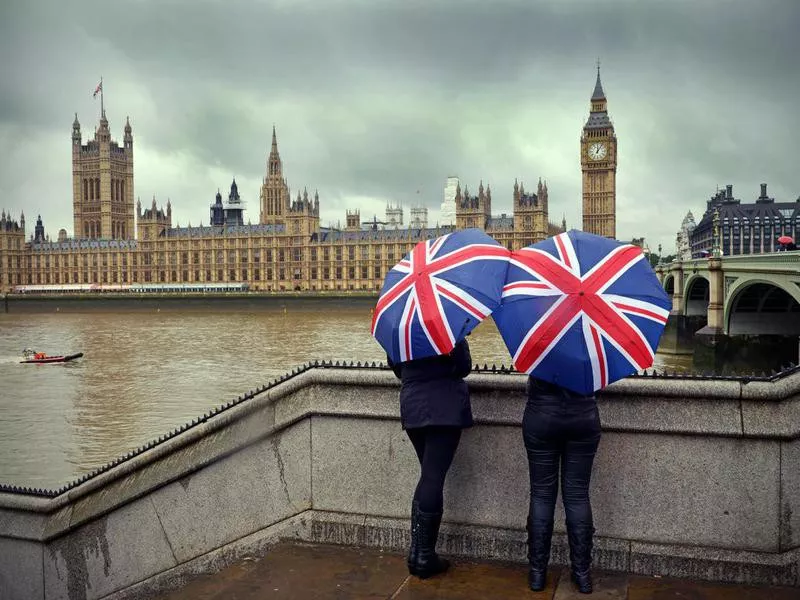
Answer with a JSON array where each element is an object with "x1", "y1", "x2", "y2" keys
[{"x1": 1, "y1": 365, "x2": 798, "y2": 599}]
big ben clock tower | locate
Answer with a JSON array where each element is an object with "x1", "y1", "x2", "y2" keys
[{"x1": 581, "y1": 62, "x2": 617, "y2": 238}]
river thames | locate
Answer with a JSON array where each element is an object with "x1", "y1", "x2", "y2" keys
[{"x1": 0, "y1": 299, "x2": 691, "y2": 489}]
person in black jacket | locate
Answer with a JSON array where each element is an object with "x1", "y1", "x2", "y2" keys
[
  {"x1": 523, "y1": 376, "x2": 601, "y2": 594},
  {"x1": 387, "y1": 338, "x2": 473, "y2": 579}
]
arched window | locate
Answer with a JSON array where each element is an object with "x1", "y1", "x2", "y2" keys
[
  {"x1": 121, "y1": 180, "x2": 125, "y2": 201},
  {"x1": 83, "y1": 179, "x2": 88, "y2": 201},
  {"x1": 84, "y1": 223, "x2": 89, "y2": 238},
  {"x1": 95, "y1": 178, "x2": 100, "y2": 200}
]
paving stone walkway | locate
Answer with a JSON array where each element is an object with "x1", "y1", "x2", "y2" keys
[{"x1": 157, "y1": 542, "x2": 798, "y2": 599}]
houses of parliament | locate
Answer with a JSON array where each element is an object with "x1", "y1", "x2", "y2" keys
[{"x1": 0, "y1": 70, "x2": 617, "y2": 294}]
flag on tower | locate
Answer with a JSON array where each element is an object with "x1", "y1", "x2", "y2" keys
[{"x1": 93, "y1": 80, "x2": 103, "y2": 99}]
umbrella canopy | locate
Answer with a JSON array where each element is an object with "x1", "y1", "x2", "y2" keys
[
  {"x1": 492, "y1": 230, "x2": 671, "y2": 395},
  {"x1": 778, "y1": 235, "x2": 794, "y2": 245},
  {"x1": 371, "y1": 228, "x2": 510, "y2": 364}
]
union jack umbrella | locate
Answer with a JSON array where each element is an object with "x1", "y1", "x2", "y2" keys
[
  {"x1": 492, "y1": 230, "x2": 671, "y2": 395},
  {"x1": 371, "y1": 228, "x2": 511, "y2": 364}
]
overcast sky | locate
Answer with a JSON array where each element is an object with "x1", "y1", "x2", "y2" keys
[{"x1": 1, "y1": 0, "x2": 797, "y2": 253}]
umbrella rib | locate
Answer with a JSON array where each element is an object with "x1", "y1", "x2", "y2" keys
[
  {"x1": 604, "y1": 294, "x2": 669, "y2": 324},
  {"x1": 582, "y1": 318, "x2": 608, "y2": 390},
  {"x1": 399, "y1": 292, "x2": 417, "y2": 362}
]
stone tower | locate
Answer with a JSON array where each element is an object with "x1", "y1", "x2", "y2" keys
[
  {"x1": 259, "y1": 126, "x2": 291, "y2": 226},
  {"x1": 455, "y1": 180, "x2": 492, "y2": 230},
  {"x1": 0, "y1": 211, "x2": 26, "y2": 292},
  {"x1": 72, "y1": 110, "x2": 135, "y2": 240},
  {"x1": 136, "y1": 197, "x2": 172, "y2": 240},
  {"x1": 385, "y1": 201, "x2": 403, "y2": 227},
  {"x1": 287, "y1": 187, "x2": 320, "y2": 237},
  {"x1": 513, "y1": 178, "x2": 549, "y2": 241},
  {"x1": 581, "y1": 63, "x2": 617, "y2": 238},
  {"x1": 345, "y1": 209, "x2": 361, "y2": 231},
  {"x1": 409, "y1": 205, "x2": 428, "y2": 229}
]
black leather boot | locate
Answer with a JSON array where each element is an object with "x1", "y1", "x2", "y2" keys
[
  {"x1": 567, "y1": 523, "x2": 594, "y2": 594},
  {"x1": 526, "y1": 517, "x2": 553, "y2": 591},
  {"x1": 407, "y1": 500, "x2": 420, "y2": 572},
  {"x1": 408, "y1": 508, "x2": 450, "y2": 579}
]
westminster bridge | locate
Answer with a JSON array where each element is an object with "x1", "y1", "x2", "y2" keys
[{"x1": 654, "y1": 251, "x2": 800, "y2": 372}]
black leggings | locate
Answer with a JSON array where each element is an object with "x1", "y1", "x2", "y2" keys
[
  {"x1": 406, "y1": 426, "x2": 462, "y2": 514},
  {"x1": 522, "y1": 397, "x2": 601, "y2": 529}
]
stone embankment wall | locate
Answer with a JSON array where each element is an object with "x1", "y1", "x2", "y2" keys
[{"x1": 1, "y1": 365, "x2": 798, "y2": 600}]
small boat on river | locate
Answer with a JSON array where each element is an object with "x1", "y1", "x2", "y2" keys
[{"x1": 20, "y1": 349, "x2": 84, "y2": 364}]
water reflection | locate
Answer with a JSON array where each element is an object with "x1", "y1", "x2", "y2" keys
[{"x1": 0, "y1": 302, "x2": 690, "y2": 489}]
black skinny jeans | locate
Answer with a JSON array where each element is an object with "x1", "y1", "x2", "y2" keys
[
  {"x1": 522, "y1": 395, "x2": 601, "y2": 529},
  {"x1": 406, "y1": 426, "x2": 462, "y2": 514}
]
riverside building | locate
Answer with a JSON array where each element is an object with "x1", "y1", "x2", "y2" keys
[
  {"x1": 0, "y1": 120, "x2": 563, "y2": 294},
  {"x1": 689, "y1": 184, "x2": 800, "y2": 257},
  {"x1": 0, "y1": 85, "x2": 601, "y2": 294}
]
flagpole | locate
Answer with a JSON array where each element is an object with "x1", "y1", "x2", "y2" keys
[{"x1": 100, "y1": 76, "x2": 104, "y2": 118}]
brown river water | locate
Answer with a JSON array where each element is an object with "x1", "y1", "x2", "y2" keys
[{"x1": 0, "y1": 298, "x2": 691, "y2": 489}]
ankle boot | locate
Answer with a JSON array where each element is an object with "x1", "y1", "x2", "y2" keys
[
  {"x1": 566, "y1": 523, "x2": 595, "y2": 594},
  {"x1": 408, "y1": 508, "x2": 450, "y2": 579},
  {"x1": 526, "y1": 517, "x2": 553, "y2": 591},
  {"x1": 407, "y1": 501, "x2": 420, "y2": 572}
]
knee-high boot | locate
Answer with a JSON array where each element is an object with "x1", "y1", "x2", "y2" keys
[
  {"x1": 566, "y1": 523, "x2": 594, "y2": 594},
  {"x1": 526, "y1": 516, "x2": 553, "y2": 591},
  {"x1": 407, "y1": 500, "x2": 420, "y2": 571},
  {"x1": 408, "y1": 508, "x2": 450, "y2": 579}
]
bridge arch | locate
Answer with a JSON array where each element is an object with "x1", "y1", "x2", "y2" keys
[
  {"x1": 684, "y1": 274, "x2": 709, "y2": 317},
  {"x1": 663, "y1": 274, "x2": 675, "y2": 296},
  {"x1": 726, "y1": 279, "x2": 800, "y2": 335}
]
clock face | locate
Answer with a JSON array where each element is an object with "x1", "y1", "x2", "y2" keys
[{"x1": 588, "y1": 142, "x2": 607, "y2": 161}]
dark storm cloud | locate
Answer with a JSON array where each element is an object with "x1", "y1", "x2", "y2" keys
[{"x1": 1, "y1": 0, "x2": 798, "y2": 250}]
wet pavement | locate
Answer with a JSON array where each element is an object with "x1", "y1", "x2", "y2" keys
[{"x1": 157, "y1": 542, "x2": 798, "y2": 599}]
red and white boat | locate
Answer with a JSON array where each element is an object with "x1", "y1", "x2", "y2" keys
[{"x1": 20, "y1": 349, "x2": 84, "y2": 364}]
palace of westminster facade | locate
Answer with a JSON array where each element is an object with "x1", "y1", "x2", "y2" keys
[{"x1": 0, "y1": 71, "x2": 618, "y2": 293}]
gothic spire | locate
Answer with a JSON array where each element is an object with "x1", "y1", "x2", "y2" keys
[
  {"x1": 268, "y1": 124, "x2": 282, "y2": 177},
  {"x1": 591, "y1": 59, "x2": 605, "y2": 101}
]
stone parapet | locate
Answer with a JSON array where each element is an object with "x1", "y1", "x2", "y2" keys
[{"x1": 1, "y1": 365, "x2": 799, "y2": 599}]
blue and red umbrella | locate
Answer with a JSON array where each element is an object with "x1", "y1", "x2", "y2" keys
[
  {"x1": 371, "y1": 228, "x2": 510, "y2": 364},
  {"x1": 492, "y1": 230, "x2": 671, "y2": 395}
]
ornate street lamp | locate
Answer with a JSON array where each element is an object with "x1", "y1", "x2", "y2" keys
[{"x1": 711, "y1": 209, "x2": 722, "y2": 258}]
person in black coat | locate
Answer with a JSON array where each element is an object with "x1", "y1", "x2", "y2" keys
[
  {"x1": 523, "y1": 376, "x2": 601, "y2": 594},
  {"x1": 387, "y1": 338, "x2": 473, "y2": 579}
]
